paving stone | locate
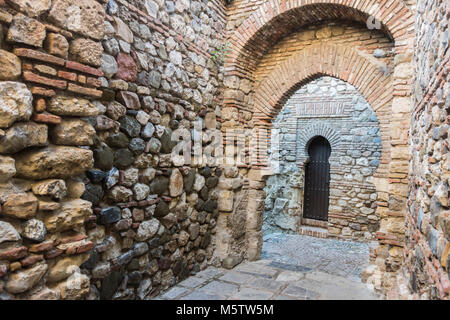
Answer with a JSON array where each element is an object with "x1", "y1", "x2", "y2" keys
[
  {"x1": 160, "y1": 286, "x2": 189, "y2": 300},
  {"x1": 218, "y1": 271, "x2": 257, "y2": 285},
  {"x1": 178, "y1": 276, "x2": 208, "y2": 288},
  {"x1": 195, "y1": 267, "x2": 225, "y2": 279},
  {"x1": 282, "y1": 284, "x2": 319, "y2": 300},
  {"x1": 229, "y1": 287, "x2": 274, "y2": 300},
  {"x1": 199, "y1": 281, "x2": 239, "y2": 297},
  {"x1": 180, "y1": 291, "x2": 225, "y2": 300},
  {"x1": 246, "y1": 278, "x2": 285, "y2": 292}
]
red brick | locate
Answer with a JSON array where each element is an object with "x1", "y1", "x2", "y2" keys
[
  {"x1": 0, "y1": 246, "x2": 28, "y2": 261},
  {"x1": 44, "y1": 248, "x2": 64, "y2": 259},
  {"x1": 31, "y1": 87, "x2": 56, "y2": 97},
  {"x1": 65, "y1": 241, "x2": 94, "y2": 255},
  {"x1": 87, "y1": 77, "x2": 102, "y2": 87},
  {"x1": 57, "y1": 234, "x2": 87, "y2": 245},
  {"x1": 67, "y1": 83, "x2": 102, "y2": 98},
  {"x1": 65, "y1": 60, "x2": 103, "y2": 77},
  {"x1": 32, "y1": 112, "x2": 62, "y2": 124},
  {"x1": 20, "y1": 254, "x2": 44, "y2": 267},
  {"x1": 58, "y1": 70, "x2": 77, "y2": 81},
  {"x1": 23, "y1": 71, "x2": 67, "y2": 89},
  {"x1": 35, "y1": 98, "x2": 46, "y2": 112},
  {"x1": 29, "y1": 241, "x2": 54, "y2": 253},
  {"x1": 14, "y1": 48, "x2": 65, "y2": 66}
]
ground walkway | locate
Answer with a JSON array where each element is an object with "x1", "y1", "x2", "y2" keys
[{"x1": 156, "y1": 234, "x2": 379, "y2": 300}]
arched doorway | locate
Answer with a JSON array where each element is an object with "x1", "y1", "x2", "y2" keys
[{"x1": 303, "y1": 136, "x2": 331, "y2": 221}]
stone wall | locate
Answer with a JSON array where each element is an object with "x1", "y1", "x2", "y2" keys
[
  {"x1": 0, "y1": 0, "x2": 226, "y2": 300},
  {"x1": 263, "y1": 77, "x2": 382, "y2": 240},
  {"x1": 403, "y1": 0, "x2": 449, "y2": 299}
]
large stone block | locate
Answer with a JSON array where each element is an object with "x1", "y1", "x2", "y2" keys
[
  {"x1": 45, "y1": 33, "x2": 69, "y2": 58},
  {"x1": 15, "y1": 146, "x2": 94, "y2": 179},
  {"x1": 3, "y1": 192, "x2": 38, "y2": 219},
  {"x1": 51, "y1": 119, "x2": 95, "y2": 146},
  {"x1": 5, "y1": 262, "x2": 47, "y2": 294},
  {"x1": 48, "y1": 254, "x2": 89, "y2": 283},
  {"x1": 0, "y1": 155, "x2": 16, "y2": 182},
  {"x1": 48, "y1": 0, "x2": 105, "y2": 40},
  {"x1": 6, "y1": 0, "x2": 51, "y2": 17},
  {"x1": 0, "y1": 221, "x2": 21, "y2": 243},
  {"x1": 32, "y1": 179, "x2": 67, "y2": 199},
  {"x1": 0, "y1": 122, "x2": 48, "y2": 154},
  {"x1": 58, "y1": 272, "x2": 90, "y2": 300},
  {"x1": 0, "y1": 49, "x2": 21, "y2": 80},
  {"x1": 47, "y1": 96, "x2": 100, "y2": 117},
  {"x1": 70, "y1": 38, "x2": 103, "y2": 67},
  {"x1": 0, "y1": 82, "x2": 33, "y2": 128},
  {"x1": 44, "y1": 199, "x2": 92, "y2": 232},
  {"x1": 7, "y1": 13, "x2": 46, "y2": 47}
]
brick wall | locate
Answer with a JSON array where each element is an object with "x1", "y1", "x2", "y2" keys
[{"x1": 264, "y1": 77, "x2": 382, "y2": 240}]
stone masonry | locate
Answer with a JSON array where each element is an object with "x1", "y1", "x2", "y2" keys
[
  {"x1": 0, "y1": 0, "x2": 226, "y2": 300},
  {"x1": 0, "y1": 0, "x2": 448, "y2": 300},
  {"x1": 264, "y1": 77, "x2": 382, "y2": 240}
]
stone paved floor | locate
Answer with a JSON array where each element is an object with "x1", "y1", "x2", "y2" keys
[{"x1": 156, "y1": 233, "x2": 380, "y2": 300}]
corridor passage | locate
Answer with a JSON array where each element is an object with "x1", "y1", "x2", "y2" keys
[{"x1": 156, "y1": 234, "x2": 380, "y2": 300}]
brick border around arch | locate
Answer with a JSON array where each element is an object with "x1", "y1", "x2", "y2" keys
[
  {"x1": 252, "y1": 43, "x2": 392, "y2": 177},
  {"x1": 226, "y1": 0, "x2": 415, "y2": 78}
]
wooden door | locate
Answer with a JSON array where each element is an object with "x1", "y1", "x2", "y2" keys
[{"x1": 303, "y1": 136, "x2": 331, "y2": 221}]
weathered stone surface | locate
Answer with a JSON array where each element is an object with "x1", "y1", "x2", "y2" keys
[
  {"x1": 0, "y1": 49, "x2": 21, "y2": 80},
  {"x1": 0, "y1": 122, "x2": 48, "y2": 154},
  {"x1": 101, "y1": 54, "x2": 118, "y2": 79},
  {"x1": 93, "y1": 144, "x2": 114, "y2": 171},
  {"x1": 149, "y1": 176, "x2": 169, "y2": 195},
  {"x1": 0, "y1": 156, "x2": 16, "y2": 182},
  {"x1": 108, "y1": 186, "x2": 132, "y2": 202},
  {"x1": 47, "y1": 96, "x2": 100, "y2": 117},
  {"x1": 154, "y1": 200, "x2": 169, "y2": 218},
  {"x1": 32, "y1": 179, "x2": 67, "y2": 199},
  {"x1": 113, "y1": 17, "x2": 133, "y2": 43},
  {"x1": 5, "y1": 263, "x2": 47, "y2": 294},
  {"x1": 169, "y1": 168, "x2": 183, "y2": 197},
  {"x1": 48, "y1": 0, "x2": 105, "y2": 40},
  {"x1": 0, "y1": 221, "x2": 20, "y2": 243},
  {"x1": 15, "y1": 146, "x2": 93, "y2": 180},
  {"x1": 99, "y1": 207, "x2": 121, "y2": 225},
  {"x1": 48, "y1": 254, "x2": 89, "y2": 283},
  {"x1": 218, "y1": 190, "x2": 233, "y2": 212},
  {"x1": 7, "y1": 0, "x2": 51, "y2": 17},
  {"x1": 7, "y1": 13, "x2": 46, "y2": 47},
  {"x1": 0, "y1": 82, "x2": 33, "y2": 128},
  {"x1": 45, "y1": 33, "x2": 69, "y2": 58},
  {"x1": 133, "y1": 183, "x2": 150, "y2": 201},
  {"x1": 51, "y1": 119, "x2": 95, "y2": 146},
  {"x1": 136, "y1": 218, "x2": 160, "y2": 241},
  {"x1": 58, "y1": 272, "x2": 90, "y2": 300},
  {"x1": 116, "y1": 53, "x2": 137, "y2": 82},
  {"x1": 70, "y1": 38, "x2": 103, "y2": 67},
  {"x1": 22, "y1": 219, "x2": 46, "y2": 242},
  {"x1": 3, "y1": 192, "x2": 38, "y2": 219},
  {"x1": 44, "y1": 199, "x2": 92, "y2": 232},
  {"x1": 113, "y1": 148, "x2": 134, "y2": 169},
  {"x1": 119, "y1": 116, "x2": 141, "y2": 138}
]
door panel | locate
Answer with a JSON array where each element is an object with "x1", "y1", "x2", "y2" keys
[{"x1": 303, "y1": 136, "x2": 331, "y2": 221}]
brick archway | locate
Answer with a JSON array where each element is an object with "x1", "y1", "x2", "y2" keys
[
  {"x1": 252, "y1": 43, "x2": 392, "y2": 176},
  {"x1": 226, "y1": 0, "x2": 414, "y2": 78},
  {"x1": 220, "y1": 1, "x2": 414, "y2": 292}
]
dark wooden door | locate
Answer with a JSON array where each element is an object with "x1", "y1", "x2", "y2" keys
[{"x1": 303, "y1": 136, "x2": 331, "y2": 221}]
